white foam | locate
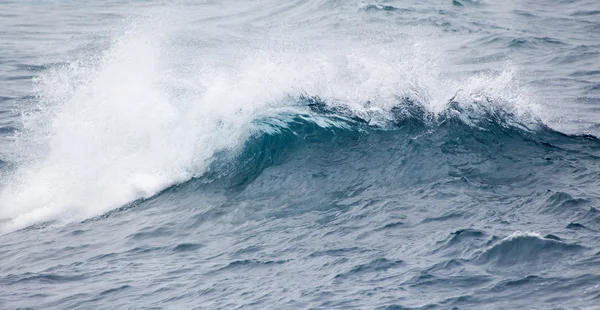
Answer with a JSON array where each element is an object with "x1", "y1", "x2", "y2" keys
[{"x1": 0, "y1": 12, "x2": 538, "y2": 233}]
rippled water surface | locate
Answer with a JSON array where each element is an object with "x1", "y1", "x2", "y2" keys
[{"x1": 1, "y1": 1, "x2": 600, "y2": 309}]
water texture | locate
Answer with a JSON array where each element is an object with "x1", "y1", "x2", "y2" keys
[{"x1": 1, "y1": 0, "x2": 600, "y2": 309}]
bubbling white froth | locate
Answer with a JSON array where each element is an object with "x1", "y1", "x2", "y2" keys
[{"x1": 0, "y1": 10, "x2": 538, "y2": 233}]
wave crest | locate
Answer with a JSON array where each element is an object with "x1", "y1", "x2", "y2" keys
[{"x1": 0, "y1": 13, "x2": 545, "y2": 232}]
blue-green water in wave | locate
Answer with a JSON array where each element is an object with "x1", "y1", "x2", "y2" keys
[{"x1": 1, "y1": 0, "x2": 600, "y2": 309}]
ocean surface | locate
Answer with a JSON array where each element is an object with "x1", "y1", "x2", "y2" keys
[{"x1": 1, "y1": 0, "x2": 600, "y2": 309}]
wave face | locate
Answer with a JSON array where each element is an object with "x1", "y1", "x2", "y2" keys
[{"x1": 1, "y1": 0, "x2": 600, "y2": 309}]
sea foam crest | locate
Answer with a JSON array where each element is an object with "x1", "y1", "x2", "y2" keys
[{"x1": 0, "y1": 14, "x2": 537, "y2": 233}]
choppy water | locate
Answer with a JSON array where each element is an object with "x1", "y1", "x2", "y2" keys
[{"x1": 1, "y1": 0, "x2": 600, "y2": 309}]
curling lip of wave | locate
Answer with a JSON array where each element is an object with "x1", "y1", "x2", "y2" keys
[{"x1": 182, "y1": 94, "x2": 600, "y2": 197}]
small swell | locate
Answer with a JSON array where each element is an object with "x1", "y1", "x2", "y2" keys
[
  {"x1": 4, "y1": 273, "x2": 85, "y2": 285},
  {"x1": 432, "y1": 229, "x2": 488, "y2": 257},
  {"x1": 476, "y1": 232, "x2": 585, "y2": 267},
  {"x1": 100, "y1": 285, "x2": 131, "y2": 296},
  {"x1": 173, "y1": 243, "x2": 203, "y2": 252},
  {"x1": 335, "y1": 258, "x2": 405, "y2": 279},
  {"x1": 215, "y1": 259, "x2": 291, "y2": 272}
]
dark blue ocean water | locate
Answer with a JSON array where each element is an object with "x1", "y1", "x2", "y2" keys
[{"x1": 1, "y1": 0, "x2": 600, "y2": 309}]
